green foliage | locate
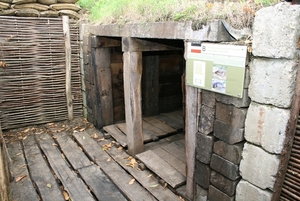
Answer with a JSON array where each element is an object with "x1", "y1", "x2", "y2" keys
[{"x1": 77, "y1": 0, "x2": 280, "y2": 28}]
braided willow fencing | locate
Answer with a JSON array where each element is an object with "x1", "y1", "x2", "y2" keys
[{"x1": 0, "y1": 16, "x2": 82, "y2": 130}]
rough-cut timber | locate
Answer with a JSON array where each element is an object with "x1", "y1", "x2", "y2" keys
[{"x1": 123, "y1": 50, "x2": 144, "y2": 155}]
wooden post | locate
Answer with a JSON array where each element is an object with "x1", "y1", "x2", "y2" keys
[
  {"x1": 91, "y1": 47, "x2": 114, "y2": 128},
  {"x1": 185, "y1": 85, "x2": 199, "y2": 200},
  {"x1": 62, "y1": 16, "x2": 73, "y2": 120},
  {"x1": 142, "y1": 54, "x2": 159, "y2": 117},
  {"x1": 89, "y1": 36, "x2": 115, "y2": 128},
  {"x1": 123, "y1": 51, "x2": 144, "y2": 156},
  {"x1": 0, "y1": 123, "x2": 11, "y2": 201}
]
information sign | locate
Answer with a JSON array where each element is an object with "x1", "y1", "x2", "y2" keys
[{"x1": 186, "y1": 42, "x2": 247, "y2": 98}]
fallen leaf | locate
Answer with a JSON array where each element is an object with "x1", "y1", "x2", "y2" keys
[
  {"x1": 83, "y1": 136, "x2": 85, "y2": 140},
  {"x1": 63, "y1": 191, "x2": 69, "y2": 200},
  {"x1": 23, "y1": 128, "x2": 30, "y2": 133},
  {"x1": 16, "y1": 152, "x2": 21, "y2": 156},
  {"x1": 79, "y1": 128, "x2": 85, "y2": 132},
  {"x1": 19, "y1": 164, "x2": 27, "y2": 168},
  {"x1": 102, "y1": 143, "x2": 112, "y2": 150},
  {"x1": 107, "y1": 158, "x2": 111, "y2": 162},
  {"x1": 126, "y1": 158, "x2": 137, "y2": 168},
  {"x1": 93, "y1": 133, "x2": 98, "y2": 139},
  {"x1": 15, "y1": 174, "x2": 27, "y2": 182},
  {"x1": 118, "y1": 146, "x2": 123, "y2": 150},
  {"x1": 52, "y1": 143, "x2": 58, "y2": 146},
  {"x1": 22, "y1": 136, "x2": 28, "y2": 140},
  {"x1": 147, "y1": 174, "x2": 153, "y2": 178},
  {"x1": 149, "y1": 184, "x2": 159, "y2": 188},
  {"x1": 129, "y1": 179, "x2": 135, "y2": 185},
  {"x1": 47, "y1": 183, "x2": 52, "y2": 188},
  {"x1": 164, "y1": 182, "x2": 168, "y2": 188}
]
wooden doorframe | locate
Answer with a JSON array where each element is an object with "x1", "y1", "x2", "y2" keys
[{"x1": 121, "y1": 37, "x2": 182, "y2": 156}]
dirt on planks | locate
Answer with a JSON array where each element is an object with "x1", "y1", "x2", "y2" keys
[{"x1": 3, "y1": 117, "x2": 94, "y2": 144}]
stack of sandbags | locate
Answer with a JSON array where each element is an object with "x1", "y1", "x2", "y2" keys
[{"x1": 0, "y1": 0, "x2": 81, "y2": 19}]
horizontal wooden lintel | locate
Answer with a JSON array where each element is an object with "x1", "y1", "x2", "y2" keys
[{"x1": 122, "y1": 37, "x2": 182, "y2": 52}]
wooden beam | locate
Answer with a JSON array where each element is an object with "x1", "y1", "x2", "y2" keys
[
  {"x1": 142, "y1": 54, "x2": 159, "y2": 117},
  {"x1": 91, "y1": 36, "x2": 121, "y2": 48},
  {"x1": 123, "y1": 51, "x2": 144, "y2": 155},
  {"x1": 62, "y1": 16, "x2": 73, "y2": 120},
  {"x1": 91, "y1": 47, "x2": 114, "y2": 128},
  {"x1": 185, "y1": 86, "x2": 199, "y2": 200},
  {"x1": 0, "y1": 123, "x2": 11, "y2": 201},
  {"x1": 122, "y1": 37, "x2": 182, "y2": 52}
]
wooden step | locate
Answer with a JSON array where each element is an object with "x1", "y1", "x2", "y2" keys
[{"x1": 136, "y1": 150, "x2": 186, "y2": 188}]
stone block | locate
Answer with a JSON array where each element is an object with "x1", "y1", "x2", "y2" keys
[
  {"x1": 216, "y1": 89, "x2": 250, "y2": 108},
  {"x1": 252, "y1": 3, "x2": 300, "y2": 59},
  {"x1": 195, "y1": 160, "x2": 211, "y2": 189},
  {"x1": 210, "y1": 171, "x2": 240, "y2": 197},
  {"x1": 239, "y1": 143, "x2": 281, "y2": 190},
  {"x1": 245, "y1": 102, "x2": 290, "y2": 154},
  {"x1": 236, "y1": 180, "x2": 273, "y2": 201},
  {"x1": 196, "y1": 133, "x2": 215, "y2": 164},
  {"x1": 213, "y1": 140, "x2": 244, "y2": 165},
  {"x1": 214, "y1": 120, "x2": 244, "y2": 145},
  {"x1": 210, "y1": 154, "x2": 240, "y2": 180},
  {"x1": 216, "y1": 102, "x2": 247, "y2": 125},
  {"x1": 208, "y1": 185, "x2": 234, "y2": 201},
  {"x1": 202, "y1": 90, "x2": 216, "y2": 108},
  {"x1": 198, "y1": 105, "x2": 215, "y2": 135},
  {"x1": 249, "y1": 59, "x2": 297, "y2": 108},
  {"x1": 196, "y1": 185, "x2": 208, "y2": 201}
]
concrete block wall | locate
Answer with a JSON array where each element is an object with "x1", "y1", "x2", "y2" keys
[
  {"x1": 236, "y1": 3, "x2": 300, "y2": 201},
  {"x1": 195, "y1": 69, "x2": 250, "y2": 200},
  {"x1": 195, "y1": 3, "x2": 300, "y2": 200}
]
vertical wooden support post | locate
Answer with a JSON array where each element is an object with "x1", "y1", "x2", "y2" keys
[
  {"x1": 142, "y1": 54, "x2": 159, "y2": 116},
  {"x1": 123, "y1": 51, "x2": 144, "y2": 156},
  {"x1": 185, "y1": 85, "x2": 199, "y2": 200},
  {"x1": 0, "y1": 123, "x2": 11, "y2": 201},
  {"x1": 62, "y1": 16, "x2": 73, "y2": 120},
  {"x1": 92, "y1": 46, "x2": 114, "y2": 128}
]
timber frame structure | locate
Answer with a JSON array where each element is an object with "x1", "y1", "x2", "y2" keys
[{"x1": 82, "y1": 20, "x2": 236, "y2": 200}]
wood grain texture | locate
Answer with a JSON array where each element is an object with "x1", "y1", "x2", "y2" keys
[
  {"x1": 63, "y1": 16, "x2": 73, "y2": 120},
  {"x1": 136, "y1": 150, "x2": 185, "y2": 188},
  {"x1": 53, "y1": 132, "x2": 91, "y2": 170},
  {"x1": 78, "y1": 165, "x2": 127, "y2": 201},
  {"x1": 73, "y1": 131, "x2": 155, "y2": 201},
  {"x1": 7, "y1": 141, "x2": 39, "y2": 201},
  {"x1": 185, "y1": 86, "x2": 199, "y2": 200},
  {"x1": 39, "y1": 134, "x2": 94, "y2": 201},
  {"x1": 123, "y1": 51, "x2": 144, "y2": 155},
  {"x1": 23, "y1": 135, "x2": 64, "y2": 201}
]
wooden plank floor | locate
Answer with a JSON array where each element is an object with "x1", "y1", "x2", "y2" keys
[{"x1": 4, "y1": 114, "x2": 187, "y2": 201}]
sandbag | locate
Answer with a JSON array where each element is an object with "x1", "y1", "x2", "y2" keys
[
  {"x1": 57, "y1": 0, "x2": 77, "y2": 3},
  {"x1": 40, "y1": 10, "x2": 58, "y2": 17},
  {"x1": 37, "y1": 0, "x2": 56, "y2": 5},
  {"x1": 0, "y1": 0, "x2": 13, "y2": 4},
  {"x1": 15, "y1": 8, "x2": 40, "y2": 16},
  {"x1": 0, "y1": 9, "x2": 17, "y2": 15},
  {"x1": 12, "y1": 3, "x2": 49, "y2": 11},
  {"x1": 58, "y1": 9, "x2": 79, "y2": 19},
  {"x1": 50, "y1": 3, "x2": 80, "y2": 11},
  {"x1": 12, "y1": 0, "x2": 37, "y2": 5},
  {"x1": 0, "y1": 1, "x2": 10, "y2": 9}
]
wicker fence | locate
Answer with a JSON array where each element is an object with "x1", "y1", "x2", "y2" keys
[{"x1": 0, "y1": 16, "x2": 82, "y2": 130}]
